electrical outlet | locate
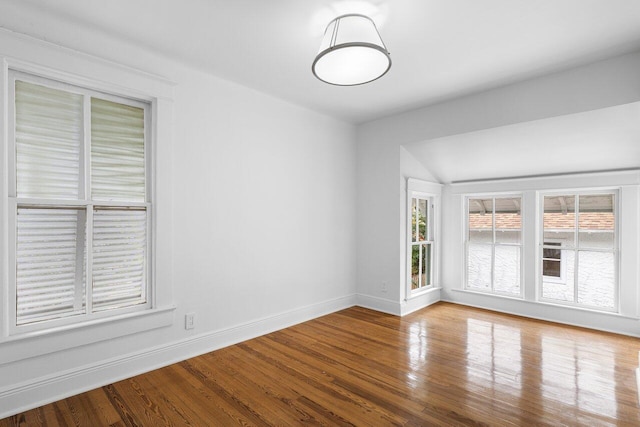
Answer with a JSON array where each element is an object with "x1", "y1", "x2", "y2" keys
[
  {"x1": 381, "y1": 281, "x2": 387, "y2": 292},
  {"x1": 185, "y1": 313, "x2": 195, "y2": 330}
]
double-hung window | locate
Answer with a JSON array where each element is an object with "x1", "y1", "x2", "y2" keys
[
  {"x1": 466, "y1": 195, "x2": 522, "y2": 296},
  {"x1": 8, "y1": 71, "x2": 151, "y2": 333},
  {"x1": 409, "y1": 196, "x2": 434, "y2": 291},
  {"x1": 540, "y1": 191, "x2": 617, "y2": 310}
]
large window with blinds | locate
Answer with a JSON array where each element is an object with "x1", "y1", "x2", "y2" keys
[{"x1": 8, "y1": 71, "x2": 151, "y2": 332}]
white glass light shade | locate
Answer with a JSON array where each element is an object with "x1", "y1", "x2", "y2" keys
[{"x1": 312, "y1": 14, "x2": 391, "y2": 86}]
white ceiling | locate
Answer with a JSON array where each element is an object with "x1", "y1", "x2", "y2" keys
[
  {"x1": 403, "y1": 102, "x2": 640, "y2": 183},
  {"x1": 1, "y1": 0, "x2": 640, "y2": 123}
]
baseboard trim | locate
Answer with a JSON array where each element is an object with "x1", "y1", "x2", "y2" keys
[
  {"x1": 356, "y1": 294, "x2": 402, "y2": 315},
  {"x1": 0, "y1": 294, "x2": 357, "y2": 419},
  {"x1": 401, "y1": 288, "x2": 441, "y2": 316}
]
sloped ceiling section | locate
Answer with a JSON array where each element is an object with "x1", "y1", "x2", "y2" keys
[{"x1": 403, "y1": 102, "x2": 640, "y2": 184}]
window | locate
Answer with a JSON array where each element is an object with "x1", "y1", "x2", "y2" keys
[
  {"x1": 540, "y1": 192, "x2": 617, "y2": 310},
  {"x1": 410, "y1": 196, "x2": 433, "y2": 291},
  {"x1": 542, "y1": 241, "x2": 563, "y2": 280},
  {"x1": 8, "y1": 71, "x2": 151, "y2": 332},
  {"x1": 466, "y1": 195, "x2": 522, "y2": 296}
]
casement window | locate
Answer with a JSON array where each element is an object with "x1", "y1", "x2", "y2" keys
[
  {"x1": 7, "y1": 71, "x2": 151, "y2": 333},
  {"x1": 540, "y1": 191, "x2": 617, "y2": 311},
  {"x1": 465, "y1": 195, "x2": 522, "y2": 296},
  {"x1": 409, "y1": 196, "x2": 434, "y2": 291}
]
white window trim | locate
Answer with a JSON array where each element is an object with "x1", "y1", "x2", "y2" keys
[
  {"x1": 0, "y1": 54, "x2": 175, "y2": 359},
  {"x1": 537, "y1": 188, "x2": 620, "y2": 313},
  {"x1": 408, "y1": 194, "x2": 434, "y2": 292},
  {"x1": 7, "y1": 70, "x2": 154, "y2": 335},
  {"x1": 464, "y1": 193, "x2": 524, "y2": 298},
  {"x1": 406, "y1": 179, "x2": 442, "y2": 300}
]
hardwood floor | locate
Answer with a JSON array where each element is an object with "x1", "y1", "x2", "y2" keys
[{"x1": 2, "y1": 302, "x2": 640, "y2": 426}]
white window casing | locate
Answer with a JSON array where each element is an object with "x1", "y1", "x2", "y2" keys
[
  {"x1": 406, "y1": 179, "x2": 442, "y2": 300},
  {"x1": 538, "y1": 189, "x2": 619, "y2": 312},
  {"x1": 464, "y1": 193, "x2": 524, "y2": 298},
  {"x1": 0, "y1": 53, "x2": 175, "y2": 363}
]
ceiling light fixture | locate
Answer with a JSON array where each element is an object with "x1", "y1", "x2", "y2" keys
[{"x1": 312, "y1": 14, "x2": 391, "y2": 86}]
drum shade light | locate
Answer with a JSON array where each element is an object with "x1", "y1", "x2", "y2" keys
[{"x1": 312, "y1": 14, "x2": 391, "y2": 86}]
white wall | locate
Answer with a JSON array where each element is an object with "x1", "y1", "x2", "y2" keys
[
  {"x1": 0, "y1": 30, "x2": 357, "y2": 416},
  {"x1": 356, "y1": 51, "x2": 640, "y2": 322}
]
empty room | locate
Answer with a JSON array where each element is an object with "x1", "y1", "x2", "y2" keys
[{"x1": 1, "y1": 0, "x2": 640, "y2": 425}]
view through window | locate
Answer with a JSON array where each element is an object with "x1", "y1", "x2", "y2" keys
[
  {"x1": 541, "y1": 193, "x2": 617, "y2": 309},
  {"x1": 466, "y1": 196, "x2": 522, "y2": 296}
]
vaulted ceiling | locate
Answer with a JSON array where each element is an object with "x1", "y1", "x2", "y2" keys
[{"x1": 1, "y1": 0, "x2": 640, "y2": 123}]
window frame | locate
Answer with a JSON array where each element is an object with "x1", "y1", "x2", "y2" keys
[
  {"x1": 538, "y1": 188, "x2": 619, "y2": 312},
  {"x1": 405, "y1": 180, "x2": 441, "y2": 300},
  {"x1": 464, "y1": 193, "x2": 524, "y2": 298},
  {"x1": 6, "y1": 69, "x2": 154, "y2": 335},
  {"x1": 408, "y1": 194, "x2": 434, "y2": 293}
]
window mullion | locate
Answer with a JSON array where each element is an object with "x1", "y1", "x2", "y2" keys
[
  {"x1": 80, "y1": 95, "x2": 90, "y2": 200},
  {"x1": 73, "y1": 209, "x2": 86, "y2": 312},
  {"x1": 573, "y1": 195, "x2": 579, "y2": 303},
  {"x1": 86, "y1": 206, "x2": 94, "y2": 314},
  {"x1": 491, "y1": 198, "x2": 496, "y2": 292},
  {"x1": 418, "y1": 244, "x2": 423, "y2": 288}
]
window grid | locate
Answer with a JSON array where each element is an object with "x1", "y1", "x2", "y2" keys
[
  {"x1": 8, "y1": 71, "x2": 152, "y2": 333},
  {"x1": 539, "y1": 191, "x2": 618, "y2": 312},
  {"x1": 410, "y1": 197, "x2": 433, "y2": 291},
  {"x1": 465, "y1": 195, "x2": 523, "y2": 297}
]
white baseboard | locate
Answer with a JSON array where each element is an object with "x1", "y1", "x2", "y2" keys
[
  {"x1": 401, "y1": 288, "x2": 441, "y2": 316},
  {"x1": 0, "y1": 294, "x2": 357, "y2": 419},
  {"x1": 356, "y1": 294, "x2": 402, "y2": 315}
]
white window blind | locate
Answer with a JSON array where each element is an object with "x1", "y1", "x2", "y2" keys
[
  {"x1": 16, "y1": 207, "x2": 86, "y2": 325},
  {"x1": 15, "y1": 81, "x2": 83, "y2": 199},
  {"x1": 11, "y1": 74, "x2": 150, "y2": 330},
  {"x1": 91, "y1": 98, "x2": 145, "y2": 202},
  {"x1": 92, "y1": 208, "x2": 146, "y2": 311}
]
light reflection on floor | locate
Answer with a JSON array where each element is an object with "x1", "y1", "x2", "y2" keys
[
  {"x1": 405, "y1": 320, "x2": 429, "y2": 388},
  {"x1": 466, "y1": 318, "x2": 522, "y2": 396},
  {"x1": 541, "y1": 336, "x2": 617, "y2": 418}
]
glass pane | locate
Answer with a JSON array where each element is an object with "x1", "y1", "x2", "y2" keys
[
  {"x1": 541, "y1": 249, "x2": 575, "y2": 302},
  {"x1": 467, "y1": 243, "x2": 491, "y2": 290},
  {"x1": 91, "y1": 98, "x2": 145, "y2": 202},
  {"x1": 417, "y1": 199, "x2": 428, "y2": 241},
  {"x1": 411, "y1": 198, "x2": 417, "y2": 242},
  {"x1": 495, "y1": 197, "x2": 521, "y2": 243},
  {"x1": 577, "y1": 251, "x2": 615, "y2": 309},
  {"x1": 411, "y1": 245, "x2": 419, "y2": 289},
  {"x1": 419, "y1": 243, "x2": 431, "y2": 289},
  {"x1": 15, "y1": 80, "x2": 83, "y2": 199},
  {"x1": 578, "y1": 194, "x2": 614, "y2": 249},
  {"x1": 543, "y1": 245, "x2": 561, "y2": 260},
  {"x1": 542, "y1": 259, "x2": 561, "y2": 277},
  {"x1": 543, "y1": 195, "x2": 575, "y2": 248},
  {"x1": 16, "y1": 207, "x2": 86, "y2": 324},
  {"x1": 92, "y1": 209, "x2": 146, "y2": 311},
  {"x1": 468, "y1": 198, "x2": 492, "y2": 243},
  {"x1": 494, "y1": 245, "x2": 520, "y2": 295}
]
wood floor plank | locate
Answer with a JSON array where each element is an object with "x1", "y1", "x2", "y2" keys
[{"x1": 2, "y1": 302, "x2": 640, "y2": 426}]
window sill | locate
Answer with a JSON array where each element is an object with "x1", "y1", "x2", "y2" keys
[
  {"x1": 0, "y1": 305, "x2": 175, "y2": 365},
  {"x1": 454, "y1": 288, "x2": 524, "y2": 301},
  {"x1": 452, "y1": 288, "x2": 637, "y2": 320},
  {"x1": 407, "y1": 286, "x2": 441, "y2": 301}
]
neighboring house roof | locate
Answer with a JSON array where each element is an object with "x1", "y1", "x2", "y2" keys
[{"x1": 469, "y1": 212, "x2": 614, "y2": 231}]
